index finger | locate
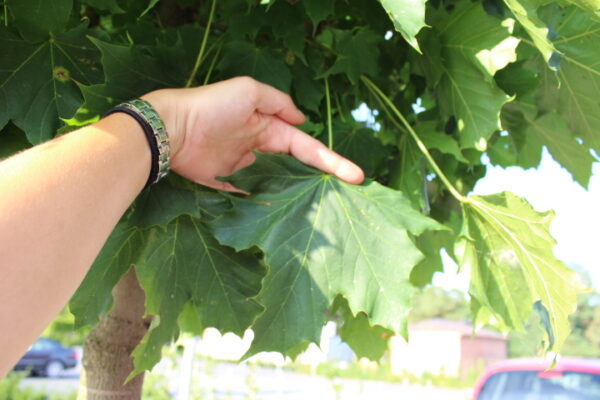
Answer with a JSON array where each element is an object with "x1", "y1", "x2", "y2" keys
[{"x1": 258, "y1": 119, "x2": 365, "y2": 184}]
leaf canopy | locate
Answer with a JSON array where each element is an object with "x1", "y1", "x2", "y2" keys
[
  {"x1": 426, "y1": 1, "x2": 515, "y2": 150},
  {"x1": 1, "y1": 0, "x2": 595, "y2": 376},
  {"x1": 540, "y1": 6, "x2": 600, "y2": 157}
]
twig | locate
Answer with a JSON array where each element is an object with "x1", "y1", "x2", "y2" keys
[{"x1": 185, "y1": 0, "x2": 217, "y2": 88}]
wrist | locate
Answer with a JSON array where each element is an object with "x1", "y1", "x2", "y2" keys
[
  {"x1": 93, "y1": 113, "x2": 152, "y2": 193},
  {"x1": 141, "y1": 89, "x2": 184, "y2": 159}
]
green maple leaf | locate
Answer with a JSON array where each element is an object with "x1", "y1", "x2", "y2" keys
[
  {"x1": 62, "y1": 83, "x2": 120, "y2": 127},
  {"x1": 177, "y1": 302, "x2": 205, "y2": 333},
  {"x1": 129, "y1": 177, "x2": 231, "y2": 230},
  {"x1": 0, "y1": 23, "x2": 102, "y2": 143},
  {"x1": 218, "y1": 40, "x2": 293, "y2": 92},
  {"x1": 334, "y1": 296, "x2": 392, "y2": 361},
  {"x1": 324, "y1": 28, "x2": 381, "y2": 84},
  {"x1": 565, "y1": 0, "x2": 600, "y2": 13},
  {"x1": 494, "y1": 60, "x2": 540, "y2": 100},
  {"x1": 499, "y1": 101, "x2": 543, "y2": 169},
  {"x1": 503, "y1": 0, "x2": 556, "y2": 63},
  {"x1": 487, "y1": 133, "x2": 519, "y2": 168},
  {"x1": 389, "y1": 134, "x2": 426, "y2": 211},
  {"x1": 0, "y1": 123, "x2": 30, "y2": 159},
  {"x1": 268, "y1": 2, "x2": 308, "y2": 65},
  {"x1": 415, "y1": 121, "x2": 468, "y2": 163},
  {"x1": 410, "y1": 230, "x2": 454, "y2": 287},
  {"x1": 303, "y1": 0, "x2": 334, "y2": 29},
  {"x1": 538, "y1": 6, "x2": 600, "y2": 157},
  {"x1": 70, "y1": 181, "x2": 257, "y2": 375},
  {"x1": 422, "y1": 1, "x2": 514, "y2": 150},
  {"x1": 500, "y1": 71, "x2": 596, "y2": 186},
  {"x1": 7, "y1": 0, "x2": 73, "y2": 42},
  {"x1": 330, "y1": 122, "x2": 390, "y2": 178},
  {"x1": 292, "y1": 63, "x2": 324, "y2": 114},
  {"x1": 91, "y1": 37, "x2": 180, "y2": 92},
  {"x1": 510, "y1": 102, "x2": 595, "y2": 187},
  {"x1": 70, "y1": 223, "x2": 145, "y2": 328},
  {"x1": 211, "y1": 153, "x2": 443, "y2": 357},
  {"x1": 378, "y1": 0, "x2": 427, "y2": 52},
  {"x1": 130, "y1": 185, "x2": 197, "y2": 227},
  {"x1": 131, "y1": 215, "x2": 264, "y2": 375},
  {"x1": 69, "y1": 181, "x2": 203, "y2": 329},
  {"x1": 456, "y1": 192, "x2": 585, "y2": 352},
  {"x1": 83, "y1": 0, "x2": 125, "y2": 13},
  {"x1": 64, "y1": 37, "x2": 187, "y2": 126}
]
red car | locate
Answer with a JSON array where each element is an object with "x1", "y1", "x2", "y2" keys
[{"x1": 474, "y1": 357, "x2": 600, "y2": 400}]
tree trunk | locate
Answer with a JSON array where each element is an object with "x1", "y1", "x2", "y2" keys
[{"x1": 78, "y1": 268, "x2": 149, "y2": 400}]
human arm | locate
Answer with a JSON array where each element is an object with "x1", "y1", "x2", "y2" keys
[{"x1": 0, "y1": 77, "x2": 363, "y2": 378}]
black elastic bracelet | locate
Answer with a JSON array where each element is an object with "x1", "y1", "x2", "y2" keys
[{"x1": 103, "y1": 106, "x2": 159, "y2": 191}]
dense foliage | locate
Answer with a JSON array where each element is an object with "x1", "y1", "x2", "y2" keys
[{"x1": 1, "y1": 0, "x2": 597, "y2": 377}]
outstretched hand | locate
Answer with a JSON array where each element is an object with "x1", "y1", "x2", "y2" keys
[{"x1": 142, "y1": 76, "x2": 365, "y2": 191}]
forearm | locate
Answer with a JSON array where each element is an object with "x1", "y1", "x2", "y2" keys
[{"x1": 0, "y1": 114, "x2": 150, "y2": 377}]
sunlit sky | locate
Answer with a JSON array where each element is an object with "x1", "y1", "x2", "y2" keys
[{"x1": 433, "y1": 150, "x2": 600, "y2": 291}]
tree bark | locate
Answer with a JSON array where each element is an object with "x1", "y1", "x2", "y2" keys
[{"x1": 78, "y1": 268, "x2": 149, "y2": 400}]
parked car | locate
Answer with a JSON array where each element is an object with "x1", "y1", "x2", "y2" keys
[
  {"x1": 474, "y1": 357, "x2": 600, "y2": 400},
  {"x1": 13, "y1": 338, "x2": 78, "y2": 378}
]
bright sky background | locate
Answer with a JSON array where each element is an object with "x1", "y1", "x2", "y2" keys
[{"x1": 434, "y1": 149, "x2": 600, "y2": 291}]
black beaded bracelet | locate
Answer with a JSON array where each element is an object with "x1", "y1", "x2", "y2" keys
[{"x1": 103, "y1": 99, "x2": 170, "y2": 191}]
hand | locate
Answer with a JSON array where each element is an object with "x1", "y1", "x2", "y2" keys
[{"x1": 142, "y1": 77, "x2": 364, "y2": 191}]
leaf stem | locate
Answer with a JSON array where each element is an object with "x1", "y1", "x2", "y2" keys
[
  {"x1": 202, "y1": 41, "x2": 222, "y2": 86},
  {"x1": 185, "y1": 0, "x2": 217, "y2": 88},
  {"x1": 334, "y1": 91, "x2": 346, "y2": 123},
  {"x1": 360, "y1": 75, "x2": 466, "y2": 203},
  {"x1": 325, "y1": 77, "x2": 333, "y2": 150},
  {"x1": 366, "y1": 86, "x2": 406, "y2": 134},
  {"x1": 3, "y1": 2, "x2": 7, "y2": 27}
]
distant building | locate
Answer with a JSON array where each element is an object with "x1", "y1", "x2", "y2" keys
[{"x1": 389, "y1": 318, "x2": 507, "y2": 377}]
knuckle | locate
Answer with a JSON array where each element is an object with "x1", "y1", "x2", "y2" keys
[
  {"x1": 282, "y1": 92, "x2": 293, "y2": 105},
  {"x1": 235, "y1": 76, "x2": 257, "y2": 89},
  {"x1": 234, "y1": 76, "x2": 259, "y2": 102}
]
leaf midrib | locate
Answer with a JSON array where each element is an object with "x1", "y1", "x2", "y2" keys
[
  {"x1": 190, "y1": 218, "x2": 246, "y2": 333},
  {"x1": 254, "y1": 179, "x2": 329, "y2": 347}
]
